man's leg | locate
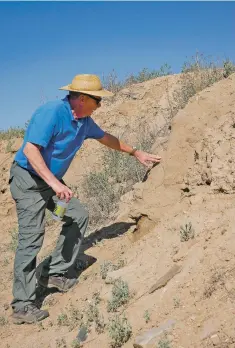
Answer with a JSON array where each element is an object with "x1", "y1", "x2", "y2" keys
[
  {"x1": 9, "y1": 162, "x2": 51, "y2": 323},
  {"x1": 39, "y1": 195, "x2": 89, "y2": 292}
]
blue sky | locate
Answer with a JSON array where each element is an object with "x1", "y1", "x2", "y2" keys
[{"x1": 0, "y1": 1, "x2": 235, "y2": 130}]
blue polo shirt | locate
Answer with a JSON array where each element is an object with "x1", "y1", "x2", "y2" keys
[{"x1": 15, "y1": 97, "x2": 105, "y2": 179}]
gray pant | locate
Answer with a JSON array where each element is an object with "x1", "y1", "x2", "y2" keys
[{"x1": 9, "y1": 161, "x2": 89, "y2": 310}]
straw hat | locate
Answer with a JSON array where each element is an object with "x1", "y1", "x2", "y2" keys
[{"x1": 59, "y1": 74, "x2": 114, "y2": 97}]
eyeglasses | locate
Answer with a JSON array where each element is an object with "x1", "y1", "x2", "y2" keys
[{"x1": 85, "y1": 94, "x2": 102, "y2": 105}]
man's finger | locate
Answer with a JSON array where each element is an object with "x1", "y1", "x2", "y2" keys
[
  {"x1": 60, "y1": 192, "x2": 65, "y2": 200},
  {"x1": 64, "y1": 192, "x2": 70, "y2": 202},
  {"x1": 145, "y1": 157, "x2": 161, "y2": 163},
  {"x1": 147, "y1": 155, "x2": 161, "y2": 162},
  {"x1": 66, "y1": 190, "x2": 73, "y2": 200},
  {"x1": 149, "y1": 154, "x2": 161, "y2": 160}
]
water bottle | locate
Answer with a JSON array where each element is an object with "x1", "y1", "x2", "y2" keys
[{"x1": 52, "y1": 200, "x2": 68, "y2": 221}]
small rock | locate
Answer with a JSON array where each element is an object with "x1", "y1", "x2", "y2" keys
[
  {"x1": 77, "y1": 325, "x2": 88, "y2": 342},
  {"x1": 210, "y1": 334, "x2": 220, "y2": 346},
  {"x1": 149, "y1": 265, "x2": 182, "y2": 293},
  {"x1": 200, "y1": 319, "x2": 219, "y2": 340},
  {"x1": 3, "y1": 303, "x2": 9, "y2": 311},
  {"x1": 133, "y1": 319, "x2": 176, "y2": 348}
]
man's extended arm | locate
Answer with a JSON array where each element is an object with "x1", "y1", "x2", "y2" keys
[{"x1": 98, "y1": 132, "x2": 161, "y2": 167}]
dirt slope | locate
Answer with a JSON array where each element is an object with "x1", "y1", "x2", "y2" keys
[
  {"x1": 0, "y1": 73, "x2": 235, "y2": 348},
  {"x1": 64, "y1": 74, "x2": 179, "y2": 186}
]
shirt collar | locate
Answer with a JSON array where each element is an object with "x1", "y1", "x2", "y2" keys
[{"x1": 62, "y1": 96, "x2": 78, "y2": 122}]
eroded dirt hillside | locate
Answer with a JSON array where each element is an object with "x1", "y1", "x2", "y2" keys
[{"x1": 0, "y1": 73, "x2": 235, "y2": 348}]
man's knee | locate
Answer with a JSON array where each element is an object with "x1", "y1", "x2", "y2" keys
[{"x1": 71, "y1": 205, "x2": 89, "y2": 238}]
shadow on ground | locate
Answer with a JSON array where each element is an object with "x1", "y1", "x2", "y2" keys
[
  {"x1": 35, "y1": 221, "x2": 134, "y2": 307},
  {"x1": 82, "y1": 221, "x2": 135, "y2": 251}
]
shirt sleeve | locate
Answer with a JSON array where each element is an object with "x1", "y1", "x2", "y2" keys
[
  {"x1": 86, "y1": 117, "x2": 105, "y2": 140},
  {"x1": 25, "y1": 104, "x2": 58, "y2": 148}
]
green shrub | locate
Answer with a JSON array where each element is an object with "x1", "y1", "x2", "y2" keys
[
  {"x1": 107, "y1": 278, "x2": 130, "y2": 312},
  {"x1": 5, "y1": 139, "x2": 14, "y2": 153},
  {"x1": 143, "y1": 310, "x2": 150, "y2": 323},
  {"x1": 158, "y1": 334, "x2": 171, "y2": 348},
  {"x1": 92, "y1": 291, "x2": 101, "y2": 305},
  {"x1": 125, "y1": 65, "x2": 172, "y2": 85},
  {"x1": 223, "y1": 59, "x2": 235, "y2": 78},
  {"x1": 0, "y1": 316, "x2": 8, "y2": 326},
  {"x1": 180, "y1": 222, "x2": 195, "y2": 242},
  {"x1": 57, "y1": 313, "x2": 70, "y2": 327},
  {"x1": 71, "y1": 340, "x2": 81, "y2": 348},
  {"x1": 108, "y1": 315, "x2": 132, "y2": 347},
  {"x1": 86, "y1": 302, "x2": 105, "y2": 334},
  {"x1": 102, "y1": 64, "x2": 172, "y2": 93},
  {"x1": 169, "y1": 53, "x2": 225, "y2": 118},
  {"x1": 86, "y1": 303, "x2": 99, "y2": 323},
  {"x1": 100, "y1": 260, "x2": 125, "y2": 280},
  {"x1": 9, "y1": 227, "x2": 18, "y2": 252},
  {"x1": 0, "y1": 126, "x2": 25, "y2": 141},
  {"x1": 57, "y1": 305, "x2": 83, "y2": 331},
  {"x1": 83, "y1": 124, "x2": 159, "y2": 228},
  {"x1": 173, "y1": 297, "x2": 181, "y2": 308}
]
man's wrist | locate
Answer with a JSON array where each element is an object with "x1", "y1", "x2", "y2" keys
[
  {"x1": 46, "y1": 176, "x2": 60, "y2": 188},
  {"x1": 129, "y1": 147, "x2": 138, "y2": 156}
]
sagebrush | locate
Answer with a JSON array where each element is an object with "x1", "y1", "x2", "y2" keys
[
  {"x1": 100, "y1": 260, "x2": 125, "y2": 280},
  {"x1": 102, "y1": 64, "x2": 172, "y2": 94},
  {"x1": 108, "y1": 315, "x2": 132, "y2": 348},
  {"x1": 57, "y1": 305, "x2": 83, "y2": 331},
  {"x1": 170, "y1": 53, "x2": 226, "y2": 118},
  {"x1": 0, "y1": 126, "x2": 25, "y2": 140},
  {"x1": 83, "y1": 124, "x2": 159, "y2": 228},
  {"x1": 107, "y1": 278, "x2": 130, "y2": 312}
]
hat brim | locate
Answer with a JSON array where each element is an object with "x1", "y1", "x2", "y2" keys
[{"x1": 59, "y1": 85, "x2": 114, "y2": 97}]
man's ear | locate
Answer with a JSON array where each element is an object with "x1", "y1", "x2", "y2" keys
[{"x1": 78, "y1": 94, "x2": 86, "y2": 103}]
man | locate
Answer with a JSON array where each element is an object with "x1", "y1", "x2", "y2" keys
[{"x1": 9, "y1": 74, "x2": 161, "y2": 324}]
